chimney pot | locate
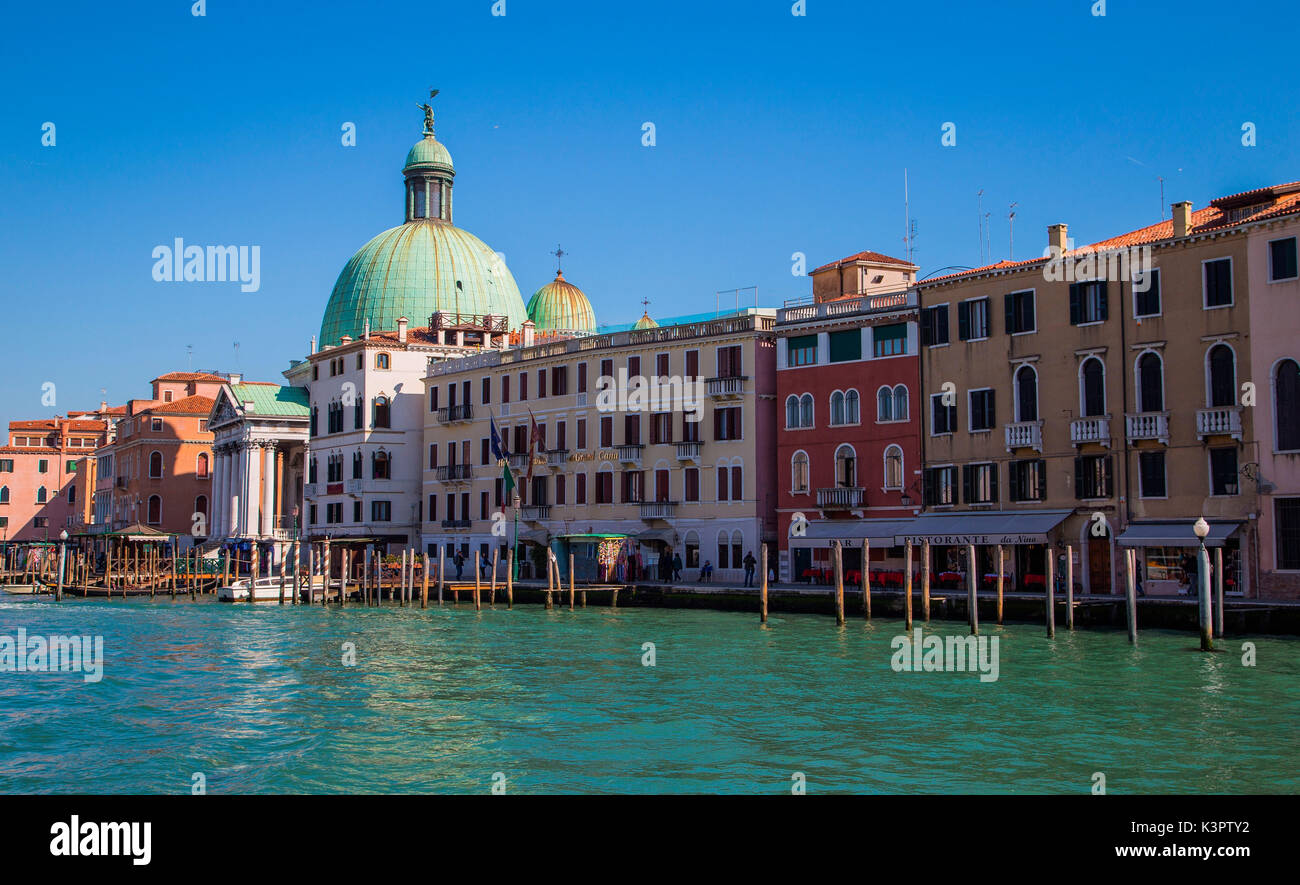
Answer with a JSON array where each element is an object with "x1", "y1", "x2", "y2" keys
[
  {"x1": 1172, "y1": 201, "x2": 1193, "y2": 239},
  {"x1": 1048, "y1": 223, "x2": 1069, "y2": 255},
  {"x1": 397, "y1": 316, "x2": 409, "y2": 343}
]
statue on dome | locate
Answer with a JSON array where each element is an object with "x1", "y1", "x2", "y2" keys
[{"x1": 417, "y1": 88, "x2": 439, "y2": 134}]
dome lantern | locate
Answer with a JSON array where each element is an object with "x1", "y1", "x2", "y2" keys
[{"x1": 405, "y1": 90, "x2": 455, "y2": 223}]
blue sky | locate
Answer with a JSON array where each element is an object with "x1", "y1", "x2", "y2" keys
[{"x1": 1, "y1": 0, "x2": 1295, "y2": 425}]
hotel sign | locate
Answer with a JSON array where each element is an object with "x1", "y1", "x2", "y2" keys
[{"x1": 896, "y1": 533, "x2": 1048, "y2": 546}]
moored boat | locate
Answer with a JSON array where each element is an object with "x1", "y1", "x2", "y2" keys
[{"x1": 217, "y1": 576, "x2": 336, "y2": 602}]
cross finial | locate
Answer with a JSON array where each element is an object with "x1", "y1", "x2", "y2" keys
[
  {"x1": 641, "y1": 298, "x2": 650, "y2": 313},
  {"x1": 552, "y1": 244, "x2": 566, "y2": 272}
]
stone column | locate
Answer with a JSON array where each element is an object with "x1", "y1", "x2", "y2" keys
[
  {"x1": 262, "y1": 442, "x2": 276, "y2": 538},
  {"x1": 244, "y1": 441, "x2": 262, "y2": 539},
  {"x1": 229, "y1": 443, "x2": 245, "y2": 537}
]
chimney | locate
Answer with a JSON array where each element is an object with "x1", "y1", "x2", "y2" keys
[
  {"x1": 1172, "y1": 201, "x2": 1192, "y2": 239},
  {"x1": 522, "y1": 319, "x2": 536, "y2": 348},
  {"x1": 310, "y1": 335, "x2": 317, "y2": 355},
  {"x1": 99, "y1": 400, "x2": 107, "y2": 413},
  {"x1": 1047, "y1": 223, "x2": 1068, "y2": 255},
  {"x1": 340, "y1": 335, "x2": 353, "y2": 345},
  {"x1": 364, "y1": 318, "x2": 371, "y2": 341},
  {"x1": 397, "y1": 316, "x2": 409, "y2": 343}
]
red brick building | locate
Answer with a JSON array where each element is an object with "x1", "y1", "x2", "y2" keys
[{"x1": 775, "y1": 252, "x2": 922, "y2": 582}]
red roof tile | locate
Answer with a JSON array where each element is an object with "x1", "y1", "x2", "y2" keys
[
  {"x1": 811, "y1": 250, "x2": 917, "y2": 274},
  {"x1": 152, "y1": 372, "x2": 227, "y2": 383},
  {"x1": 138, "y1": 395, "x2": 215, "y2": 416}
]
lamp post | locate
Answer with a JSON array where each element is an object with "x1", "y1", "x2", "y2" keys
[
  {"x1": 56, "y1": 528, "x2": 68, "y2": 602},
  {"x1": 1194, "y1": 516, "x2": 1212, "y2": 651}
]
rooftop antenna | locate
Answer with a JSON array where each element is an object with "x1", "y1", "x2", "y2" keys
[
  {"x1": 552, "y1": 244, "x2": 566, "y2": 273},
  {"x1": 1008, "y1": 202, "x2": 1019, "y2": 261},
  {"x1": 1158, "y1": 176, "x2": 1166, "y2": 218},
  {"x1": 983, "y1": 212, "x2": 992, "y2": 263},
  {"x1": 232, "y1": 340, "x2": 241, "y2": 370},
  {"x1": 903, "y1": 169, "x2": 913, "y2": 264},
  {"x1": 977, "y1": 189, "x2": 985, "y2": 263},
  {"x1": 186, "y1": 344, "x2": 193, "y2": 372}
]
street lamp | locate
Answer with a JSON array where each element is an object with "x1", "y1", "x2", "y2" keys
[
  {"x1": 56, "y1": 529, "x2": 69, "y2": 601},
  {"x1": 1193, "y1": 516, "x2": 1212, "y2": 651}
]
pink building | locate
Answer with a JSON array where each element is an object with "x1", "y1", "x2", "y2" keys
[{"x1": 0, "y1": 414, "x2": 113, "y2": 543}]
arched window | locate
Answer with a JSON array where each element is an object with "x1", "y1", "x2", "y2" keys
[
  {"x1": 1081, "y1": 358, "x2": 1106, "y2": 417},
  {"x1": 785, "y1": 395, "x2": 800, "y2": 428},
  {"x1": 791, "y1": 451, "x2": 809, "y2": 493},
  {"x1": 884, "y1": 445, "x2": 903, "y2": 490},
  {"x1": 372, "y1": 450, "x2": 391, "y2": 480},
  {"x1": 1015, "y1": 365, "x2": 1038, "y2": 421},
  {"x1": 830, "y1": 391, "x2": 845, "y2": 426},
  {"x1": 1277, "y1": 359, "x2": 1300, "y2": 451},
  {"x1": 1208, "y1": 344, "x2": 1236, "y2": 407},
  {"x1": 877, "y1": 387, "x2": 893, "y2": 422},
  {"x1": 36, "y1": 486, "x2": 46, "y2": 503},
  {"x1": 373, "y1": 396, "x2": 391, "y2": 429},
  {"x1": 683, "y1": 530, "x2": 700, "y2": 569},
  {"x1": 149, "y1": 451, "x2": 164, "y2": 478},
  {"x1": 376, "y1": 352, "x2": 391, "y2": 370},
  {"x1": 716, "y1": 530, "x2": 730, "y2": 569},
  {"x1": 1137, "y1": 352, "x2": 1164, "y2": 413},
  {"x1": 309, "y1": 457, "x2": 318, "y2": 484},
  {"x1": 844, "y1": 389, "x2": 860, "y2": 424},
  {"x1": 194, "y1": 495, "x2": 208, "y2": 518},
  {"x1": 835, "y1": 444, "x2": 857, "y2": 487},
  {"x1": 799, "y1": 393, "x2": 813, "y2": 427},
  {"x1": 730, "y1": 530, "x2": 743, "y2": 571},
  {"x1": 892, "y1": 384, "x2": 909, "y2": 420},
  {"x1": 0, "y1": 486, "x2": 8, "y2": 504},
  {"x1": 196, "y1": 452, "x2": 210, "y2": 478},
  {"x1": 147, "y1": 495, "x2": 162, "y2": 524}
]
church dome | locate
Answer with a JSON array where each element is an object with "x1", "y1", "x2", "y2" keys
[
  {"x1": 526, "y1": 270, "x2": 597, "y2": 334},
  {"x1": 633, "y1": 310, "x2": 659, "y2": 330},
  {"x1": 318, "y1": 100, "x2": 527, "y2": 346}
]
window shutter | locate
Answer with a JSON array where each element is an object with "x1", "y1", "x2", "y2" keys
[
  {"x1": 1103, "y1": 456, "x2": 1113, "y2": 497},
  {"x1": 1098, "y1": 282, "x2": 1109, "y2": 321},
  {"x1": 922, "y1": 469, "x2": 934, "y2": 506},
  {"x1": 962, "y1": 465, "x2": 973, "y2": 504},
  {"x1": 713, "y1": 410, "x2": 723, "y2": 440},
  {"x1": 1034, "y1": 460, "x2": 1046, "y2": 500},
  {"x1": 920, "y1": 308, "x2": 933, "y2": 346},
  {"x1": 1009, "y1": 461, "x2": 1021, "y2": 502},
  {"x1": 1074, "y1": 457, "x2": 1085, "y2": 499},
  {"x1": 957, "y1": 301, "x2": 971, "y2": 340},
  {"x1": 1068, "y1": 284, "x2": 1082, "y2": 325},
  {"x1": 986, "y1": 389, "x2": 995, "y2": 426},
  {"x1": 989, "y1": 463, "x2": 999, "y2": 502},
  {"x1": 717, "y1": 467, "x2": 728, "y2": 501},
  {"x1": 1004, "y1": 293, "x2": 1015, "y2": 334}
]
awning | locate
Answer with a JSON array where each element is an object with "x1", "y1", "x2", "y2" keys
[
  {"x1": 1117, "y1": 521, "x2": 1241, "y2": 548},
  {"x1": 519, "y1": 529, "x2": 551, "y2": 546},
  {"x1": 896, "y1": 510, "x2": 1073, "y2": 546},
  {"x1": 634, "y1": 529, "x2": 675, "y2": 544},
  {"x1": 788, "y1": 518, "x2": 918, "y2": 546}
]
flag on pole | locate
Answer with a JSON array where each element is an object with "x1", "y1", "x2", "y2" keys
[
  {"x1": 490, "y1": 414, "x2": 506, "y2": 463},
  {"x1": 526, "y1": 410, "x2": 543, "y2": 488}
]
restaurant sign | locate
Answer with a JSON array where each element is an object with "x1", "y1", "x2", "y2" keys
[{"x1": 896, "y1": 534, "x2": 1048, "y2": 546}]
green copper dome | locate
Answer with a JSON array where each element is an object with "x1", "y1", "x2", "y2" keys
[
  {"x1": 404, "y1": 135, "x2": 453, "y2": 172},
  {"x1": 320, "y1": 220, "x2": 527, "y2": 346},
  {"x1": 526, "y1": 270, "x2": 597, "y2": 333},
  {"x1": 633, "y1": 311, "x2": 659, "y2": 330},
  {"x1": 318, "y1": 114, "x2": 528, "y2": 346}
]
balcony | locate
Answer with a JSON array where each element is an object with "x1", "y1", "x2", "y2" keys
[
  {"x1": 508, "y1": 452, "x2": 531, "y2": 470},
  {"x1": 640, "y1": 501, "x2": 678, "y2": 520},
  {"x1": 1125, "y1": 412, "x2": 1170, "y2": 444},
  {"x1": 705, "y1": 376, "x2": 746, "y2": 398},
  {"x1": 435, "y1": 404, "x2": 474, "y2": 424},
  {"x1": 1197, "y1": 407, "x2": 1243, "y2": 441},
  {"x1": 520, "y1": 505, "x2": 551, "y2": 521},
  {"x1": 1070, "y1": 416, "x2": 1111, "y2": 447},
  {"x1": 617, "y1": 444, "x2": 645, "y2": 465},
  {"x1": 816, "y1": 486, "x2": 864, "y2": 510},
  {"x1": 546, "y1": 449, "x2": 569, "y2": 468},
  {"x1": 575, "y1": 392, "x2": 588, "y2": 408},
  {"x1": 343, "y1": 478, "x2": 392, "y2": 495},
  {"x1": 439, "y1": 519, "x2": 471, "y2": 530},
  {"x1": 1004, "y1": 421, "x2": 1043, "y2": 452},
  {"x1": 433, "y1": 464, "x2": 474, "y2": 483},
  {"x1": 675, "y1": 441, "x2": 702, "y2": 461}
]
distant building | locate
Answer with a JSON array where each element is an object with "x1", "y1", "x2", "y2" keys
[{"x1": 0, "y1": 412, "x2": 114, "y2": 542}]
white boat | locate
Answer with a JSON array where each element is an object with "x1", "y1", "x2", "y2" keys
[
  {"x1": 2, "y1": 583, "x2": 50, "y2": 596},
  {"x1": 218, "y1": 576, "x2": 337, "y2": 602}
]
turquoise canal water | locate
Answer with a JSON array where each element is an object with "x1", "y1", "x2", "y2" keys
[{"x1": 0, "y1": 596, "x2": 1295, "y2": 794}]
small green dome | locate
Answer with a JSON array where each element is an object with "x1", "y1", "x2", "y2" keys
[
  {"x1": 404, "y1": 135, "x2": 453, "y2": 173},
  {"x1": 320, "y1": 220, "x2": 527, "y2": 346},
  {"x1": 633, "y1": 311, "x2": 659, "y2": 330},
  {"x1": 527, "y1": 271, "x2": 597, "y2": 333}
]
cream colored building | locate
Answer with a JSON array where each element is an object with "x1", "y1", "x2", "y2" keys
[{"x1": 421, "y1": 311, "x2": 779, "y2": 582}]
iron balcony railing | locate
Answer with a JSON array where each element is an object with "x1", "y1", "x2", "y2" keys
[
  {"x1": 816, "y1": 486, "x2": 864, "y2": 509},
  {"x1": 436, "y1": 404, "x2": 474, "y2": 424}
]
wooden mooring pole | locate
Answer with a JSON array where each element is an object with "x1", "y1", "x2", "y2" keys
[
  {"x1": 903, "y1": 543, "x2": 913, "y2": 632},
  {"x1": 1214, "y1": 546, "x2": 1225, "y2": 638},
  {"x1": 967, "y1": 543, "x2": 978, "y2": 636},
  {"x1": 568, "y1": 551, "x2": 575, "y2": 611},
  {"x1": 996, "y1": 544, "x2": 1004, "y2": 625},
  {"x1": 921, "y1": 539, "x2": 931, "y2": 622},
  {"x1": 505, "y1": 548, "x2": 513, "y2": 608},
  {"x1": 1124, "y1": 547, "x2": 1138, "y2": 645},
  {"x1": 832, "y1": 541, "x2": 845, "y2": 626},
  {"x1": 490, "y1": 548, "x2": 498, "y2": 605},
  {"x1": 1045, "y1": 545, "x2": 1056, "y2": 639},
  {"x1": 861, "y1": 539, "x2": 870, "y2": 620},
  {"x1": 759, "y1": 543, "x2": 768, "y2": 624},
  {"x1": 1065, "y1": 544, "x2": 1075, "y2": 630},
  {"x1": 474, "y1": 549, "x2": 482, "y2": 611},
  {"x1": 421, "y1": 552, "x2": 429, "y2": 609},
  {"x1": 1198, "y1": 544, "x2": 1213, "y2": 652}
]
